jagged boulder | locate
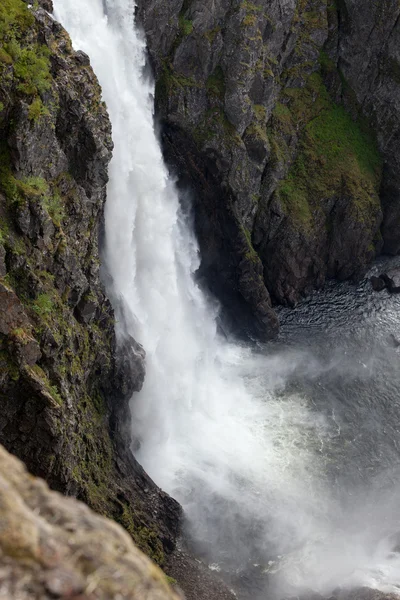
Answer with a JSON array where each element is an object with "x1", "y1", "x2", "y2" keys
[{"x1": 0, "y1": 443, "x2": 182, "y2": 600}]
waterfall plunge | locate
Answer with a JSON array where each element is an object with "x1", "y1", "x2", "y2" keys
[{"x1": 52, "y1": 1, "x2": 400, "y2": 595}]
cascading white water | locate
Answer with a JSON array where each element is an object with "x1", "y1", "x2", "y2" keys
[{"x1": 53, "y1": 0, "x2": 400, "y2": 595}]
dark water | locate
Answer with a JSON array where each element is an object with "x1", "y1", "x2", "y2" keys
[
  {"x1": 224, "y1": 258, "x2": 400, "y2": 599},
  {"x1": 277, "y1": 257, "x2": 400, "y2": 494}
]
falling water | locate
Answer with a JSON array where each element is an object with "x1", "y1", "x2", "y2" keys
[{"x1": 53, "y1": 0, "x2": 400, "y2": 596}]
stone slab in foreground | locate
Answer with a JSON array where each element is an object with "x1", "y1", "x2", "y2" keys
[{"x1": 0, "y1": 444, "x2": 181, "y2": 600}]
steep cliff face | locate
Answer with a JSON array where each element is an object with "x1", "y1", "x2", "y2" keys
[
  {"x1": 137, "y1": 0, "x2": 396, "y2": 338},
  {"x1": 0, "y1": 0, "x2": 179, "y2": 565},
  {"x1": 330, "y1": 0, "x2": 400, "y2": 256}
]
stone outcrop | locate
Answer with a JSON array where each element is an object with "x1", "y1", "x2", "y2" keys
[
  {"x1": 0, "y1": 0, "x2": 180, "y2": 566},
  {"x1": 0, "y1": 443, "x2": 182, "y2": 600},
  {"x1": 136, "y1": 0, "x2": 400, "y2": 340}
]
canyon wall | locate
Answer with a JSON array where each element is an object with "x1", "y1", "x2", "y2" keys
[{"x1": 137, "y1": 0, "x2": 400, "y2": 340}]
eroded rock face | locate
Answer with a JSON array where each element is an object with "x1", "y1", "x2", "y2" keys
[
  {"x1": 0, "y1": 443, "x2": 182, "y2": 600},
  {"x1": 0, "y1": 0, "x2": 180, "y2": 565},
  {"x1": 136, "y1": 0, "x2": 400, "y2": 338},
  {"x1": 331, "y1": 0, "x2": 400, "y2": 256}
]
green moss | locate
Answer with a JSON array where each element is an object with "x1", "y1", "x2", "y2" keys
[
  {"x1": 156, "y1": 60, "x2": 202, "y2": 105},
  {"x1": 193, "y1": 107, "x2": 242, "y2": 148},
  {"x1": 319, "y1": 50, "x2": 336, "y2": 74},
  {"x1": 0, "y1": 149, "x2": 65, "y2": 225},
  {"x1": 246, "y1": 121, "x2": 269, "y2": 144},
  {"x1": 0, "y1": 349, "x2": 20, "y2": 381},
  {"x1": 242, "y1": 14, "x2": 258, "y2": 26},
  {"x1": 28, "y1": 96, "x2": 50, "y2": 121},
  {"x1": 242, "y1": 226, "x2": 259, "y2": 262},
  {"x1": 178, "y1": 14, "x2": 193, "y2": 35},
  {"x1": 240, "y1": 1, "x2": 262, "y2": 11},
  {"x1": 28, "y1": 364, "x2": 63, "y2": 405},
  {"x1": 276, "y1": 73, "x2": 382, "y2": 228},
  {"x1": 13, "y1": 45, "x2": 51, "y2": 95},
  {"x1": 0, "y1": 146, "x2": 48, "y2": 207},
  {"x1": 253, "y1": 104, "x2": 267, "y2": 122},
  {"x1": 0, "y1": 0, "x2": 34, "y2": 41},
  {"x1": 0, "y1": 0, "x2": 52, "y2": 111},
  {"x1": 116, "y1": 505, "x2": 165, "y2": 566},
  {"x1": 204, "y1": 27, "x2": 221, "y2": 43},
  {"x1": 272, "y1": 101, "x2": 291, "y2": 123},
  {"x1": 206, "y1": 66, "x2": 225, "y2": 99},
  {"x1": 43, "y1": 190, "x2": 64, "y2": 226},
  {"x1": 32, "y1": 293, "x2": 54, "y2": 316}
]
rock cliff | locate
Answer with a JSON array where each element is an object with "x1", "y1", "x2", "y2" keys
[
  {"x1": 0, "y1": 0, "x2": 180, "y2": 566},
  {"x1": 137, "y1": 0, "x2": 400, "y2": 340}
]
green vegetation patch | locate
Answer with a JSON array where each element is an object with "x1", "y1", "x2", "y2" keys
[
  {"x1": 193, "y1": 107, "x2": 242, "y2": 148},
  {"x1": 0, "y1": 0, "x2": 52, "y2": 108},
  {"x1": 274, "y1": 73, "x2": 382, "y2": 228},
  {"x1": 206, "y1": 66, "x2": 225, "y2": 99},
  {"x1": 0, "y1": 0, "x2": 34, "y2": 39},
  {"x1": 0, "y1": 146, "x2": 65, "y2": 225},
  {"x1": 178, "y1": 14, "x2": 193, "y2": 36}
]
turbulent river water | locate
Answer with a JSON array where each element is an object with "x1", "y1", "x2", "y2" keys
[{"x1": 53, "y1": 0, "x2": 400, "y2": 597}]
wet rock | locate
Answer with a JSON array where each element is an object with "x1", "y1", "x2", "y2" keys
[
  {"x1": 166, "y1": 543, "x2": 236, "y2": 600},
  {"x1": 379, "y1": 272, "x2": 400, "y2": 294},
  {"x1": 334, "y1": 588, "x2": 399, "y2": 600},
  {"x1": 0, "y1": 283, "x2": 29, "y2": 335},
  {"x1": 371, "y1": 276, "x2": 386, "y2": 291},
  {"x1": 75, "y1": 293, "x2": 98, "y2": 324},
  {"x1": 115, "y1": 334, "x2": 146, "y2": 398},
  {"x1": 389, "y1": 333, "x2": 400, "y2": 348},
  {"x1": 38, "y1": 0, "x2": 54, "y2": 10},
  {"x1": 74, "y1": 50, "x2": 90, "y2": 66}
]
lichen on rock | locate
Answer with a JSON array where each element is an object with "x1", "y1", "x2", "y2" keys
[{"x1": 0, "y1": 443, "x2": 182, "y2": 600}]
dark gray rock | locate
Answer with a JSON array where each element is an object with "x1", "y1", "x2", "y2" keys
[
  {"x1": 371, "y1": 276, "x2": 386, "y2": 292},
  {"x1": 137, "y1": 0, "x2": 398, "y2": 335},
  {"x1": 0, "y1": 245, "x2": 6, "y2": 279}
]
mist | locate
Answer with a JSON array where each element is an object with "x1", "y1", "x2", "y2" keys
[{"x1": 53, "y1": 0, "x2": 400, "y2": 596}]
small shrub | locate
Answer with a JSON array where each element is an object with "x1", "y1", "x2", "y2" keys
[
  {"x1": 43, "y1": 191, "x2": 64, "y2": 226},
  {"x1": 28, "y1": 97, "x2": 49, "y2": 121},
  {"x1": 179, "y1": 15, "x2": 193, "y2": 35},
  {"x1": 32, "y1": 293, "x2": 54, "y2": 316},
  {"x1": 14, "y1": 46, "x2": 51, "y2": 95}
]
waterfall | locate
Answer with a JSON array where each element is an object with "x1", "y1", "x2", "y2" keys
[{"x1": 53, "y1": 0, "x2": 400, "y2": 595}]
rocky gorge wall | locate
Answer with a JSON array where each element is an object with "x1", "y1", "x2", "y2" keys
[
  {"x1": 1, "y1": 0, "x2": 400, "y2": 598},
  {"x1": 0, "y1": 0, "x2": 180, "y2": 567},
  {"x1": 137, "y1": 0, "x2": 400, "y2": 341}
]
